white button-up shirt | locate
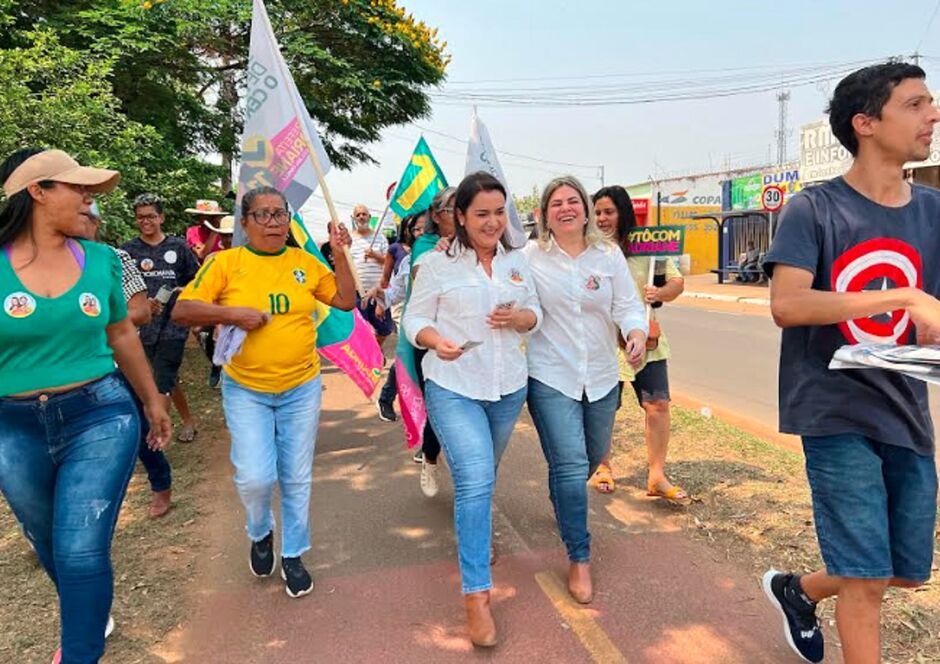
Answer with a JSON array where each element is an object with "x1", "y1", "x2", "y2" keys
[
  {"x1": 524, "y1": 238, "x2": 647, "y2": 402},
  {"x1": 402, "y1": 245, "x2": 542, "y2": 401}
]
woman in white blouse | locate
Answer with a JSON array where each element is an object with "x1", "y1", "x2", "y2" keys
[
  {"x1": 403, "y1": 172, "x2": 541, "y2": 648},
  {"x1": 524, "y1": 175, "x2": 647, "y2": 605}
]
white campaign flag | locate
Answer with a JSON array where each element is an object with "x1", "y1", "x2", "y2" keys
[
  {"x1": 234, "y1": 0, "x2": 332, "y2": 245},
  {"x1": 465, "y1": 111, "x2": 527, "y2": 248}
]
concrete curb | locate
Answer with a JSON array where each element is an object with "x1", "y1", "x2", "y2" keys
[{"x1": 680, "y1": 291, "x2": 770, "y2": 306}]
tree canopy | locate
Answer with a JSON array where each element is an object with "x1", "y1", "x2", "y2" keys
[{"x1": 0, "y1": 0, "x2": 449, "y2": 237}]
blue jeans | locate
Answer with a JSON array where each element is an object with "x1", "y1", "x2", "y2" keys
[
  {"x1": 221, "y1": 374, "x2": 322, "y2": 558},
  {"x1": 527, "y1": 378, "x2": 619, "y2": 562},
  {"x1": 0, "y1": 373, "x2": 139, "y2": 664},
  {"x1": 425, "y1": 381, "x2": 526, "y2": 594},
  {"x1": 119, "y1": 374, "x2": 171, "y2": 492},
  {"x1": 379, "y1": 363, "x2": 397, "y2": 405},
  {"x1": 803, "y1": 434, "x2": 938, "y2": 582}
]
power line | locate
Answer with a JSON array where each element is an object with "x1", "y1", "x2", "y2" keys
[
  {"x1": 916, "y1": 0, "x2": 940, "y2": 53},
  {"x1": 443, "y1": 58, "x2": 884, "y2": 86},
  {"x1": 408, "y1": 124, "x2": 602, "y2": 170},
  {"x1": 430, "y1": 58, "x2": 888, "y2": 108}
]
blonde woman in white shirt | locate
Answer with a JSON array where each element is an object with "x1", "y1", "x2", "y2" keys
[
  {"x1": 524, "y1": 175, "x2": 647, "y2": 605},
  {"x1": 403, "y1": 172, "x2": 541, "y2": 647}
]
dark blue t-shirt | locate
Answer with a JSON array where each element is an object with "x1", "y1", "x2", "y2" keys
[
  {"x1": 121, "y1": 236, "x2": 199, "y2": 344},
  {"x1": 764, "y1": 177, "x2": 940, "y2": 456},
  {"x1": 388, "y1": 242, "x2": 407, "y2": 273}
]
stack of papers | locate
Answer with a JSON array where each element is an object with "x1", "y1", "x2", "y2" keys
[
  {"x1": 213, "y1": 324, "x2": 248, "y2": 366},
  {"x1": 829, "y1": 344, "x2": 940, "y2": 385}
]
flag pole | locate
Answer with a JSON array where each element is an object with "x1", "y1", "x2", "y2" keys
[
  {"x1": 263, "y1": 4, "x2": 363, "y2": 294},
  {"x1": 368, "y1": 200, "x2": 393, "y2": 251}
]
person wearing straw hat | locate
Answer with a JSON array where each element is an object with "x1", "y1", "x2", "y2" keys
[
  {"x1": 0, "y1": 147, "x2": 172, "y2": 664},
  {"x1": 184, "y1": 199, "x2": 228, "y2": 262}
]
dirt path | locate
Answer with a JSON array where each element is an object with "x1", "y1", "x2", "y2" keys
[{"x1": 156, "y1": 365, "x2": 816, "y2": 663}]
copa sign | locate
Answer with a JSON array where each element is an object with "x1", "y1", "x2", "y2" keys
[{"x1": 627, "y1": 225, "x2": 686, "y2": 256}]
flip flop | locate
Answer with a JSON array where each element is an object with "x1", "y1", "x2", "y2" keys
[
  {"x1": 176, "y1": 424, "x2": 198, "y2": 443},
  {"x1": 647, "y1": 484, "x2": 692, "y2": 506},
  {"x1": 591, "y1": 463, "x2": 616, "y2": 494}
]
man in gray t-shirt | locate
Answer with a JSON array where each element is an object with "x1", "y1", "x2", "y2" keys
[{"x1": 759, "y1": 63, "x2": 940, "y2": 664}]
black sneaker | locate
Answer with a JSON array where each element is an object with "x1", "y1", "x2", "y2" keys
[
  {"x1": 412, "y1": 450, "x2": 424, "y2": 464},
  {"x1": 762, "y1": 570, "x2": 824, "y2": 663},
  {"x1": 281, "y1": 556, "x2": 314, "y2": 598},
  {"x1": 208, "y1": 365, "x2": 222, "y2": 389},
  {"x1": 376, "y1": 400, "x2": 397, "y2": 422},
  {"x1": 249, "y1": 532, "x2": 275, "y2": 577}
]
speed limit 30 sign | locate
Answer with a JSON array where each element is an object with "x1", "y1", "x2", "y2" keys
[{"x1": 761, "y1": 185, "x2": 785, "y2": 212}]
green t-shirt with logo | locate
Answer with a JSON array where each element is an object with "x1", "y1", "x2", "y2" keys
[{"x1": 0, "y1": 239, "x2": 128, "y2": 396}]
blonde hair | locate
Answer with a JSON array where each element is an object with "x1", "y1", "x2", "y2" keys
[{"x1": 536, "y1": 175, "x2": 608, "y2": 250}]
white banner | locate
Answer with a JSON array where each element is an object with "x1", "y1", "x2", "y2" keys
[
  {"x1": 234, "y1": 0, "x2": 332, "y2": 244},
  {"x1": 800, "y1": 90, "x2": 940, "y2": 183},
  {"x1": 465, "y1": 111, "x2": 528, "y2": 248}
]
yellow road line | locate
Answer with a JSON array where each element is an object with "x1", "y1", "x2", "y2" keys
[{"x1": 535, "y1": 571, "x2": 628, "y2": 664}]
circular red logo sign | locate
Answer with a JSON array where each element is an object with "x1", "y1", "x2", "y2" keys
[{"x1": 831, "y1": 238, "x2": 921, "y2": 344}]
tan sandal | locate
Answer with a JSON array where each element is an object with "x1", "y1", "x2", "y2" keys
[
  {"x1": 591, "y1": 463, "x2": 616, "y2": 494},
  {"x1": 647, "y1": 483, "x2": 692, "y2": 506}
]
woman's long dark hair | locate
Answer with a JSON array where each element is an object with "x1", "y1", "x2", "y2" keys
[
  {"x1": 448, "y1": 172, "x2": 511, "y2": 258},
  {"x1": 0, "y1": 148, "x2": 53, "y2": 248},
  {"x1": 592, "y1": 185, "x2": 637, "y2": 256}
]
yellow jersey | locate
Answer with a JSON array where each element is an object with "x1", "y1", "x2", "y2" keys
[{"x1": 179, "y1": 245, "x2": 337, "y2": 393}]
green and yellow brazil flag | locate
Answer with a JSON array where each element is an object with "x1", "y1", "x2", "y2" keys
[{"x1": 389, "y1": 137, "x2": 448, "y2": 218}]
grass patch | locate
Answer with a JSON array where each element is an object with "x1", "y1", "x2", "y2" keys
[
  {"x1": 608, "y1": 398, "x2": 940, "y2": 663},
  {"x1": 0, "y1": 347, "x2": 220, "y2": 663}
]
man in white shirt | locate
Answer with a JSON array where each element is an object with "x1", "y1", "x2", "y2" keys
[{"x1": 348, "y1": 204, "x2": 393, "y2": 343}]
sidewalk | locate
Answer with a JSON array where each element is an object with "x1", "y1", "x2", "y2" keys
[
  {"x1": 679, "y1": 273, "x2": 770, "y2": 306},
  {"x1": 159, "y1": 365, "x2": 810, "y2": 663}
]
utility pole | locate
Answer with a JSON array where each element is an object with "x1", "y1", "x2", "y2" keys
[
  {"x1": 599, "y1": 165, "x2": 605, "y2": 186},
  {"x1": 775, "y1": 90, "x2": 791, "y2": 166},
  {"x1": 912, "y1": 51, "x2": 922, "y2": 67}
]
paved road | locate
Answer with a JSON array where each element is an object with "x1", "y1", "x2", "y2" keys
[
  {"x1": 660, "y1": 303, "x2": 940, "y2": 461},
  {"x1": 164, "y1": 365, "x2": 797, "y2": 663}
]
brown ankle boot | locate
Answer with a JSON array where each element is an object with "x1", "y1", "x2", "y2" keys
[
  {"x1": 148, "y1": 489, "x2": 172, "y2": 519},
  {"x1": 568, "y1": 562, "x2": 593, "y2": 604},
  {"x1": 464, "y1": 590, "x2": 497, "y2": 647}
]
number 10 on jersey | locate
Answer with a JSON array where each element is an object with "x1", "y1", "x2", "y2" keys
[{"x1": 268, "y1": 293, "x2": 290, "y2": 315}]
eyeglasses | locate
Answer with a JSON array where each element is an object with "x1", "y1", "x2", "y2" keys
[
  {"x1": 247, "y1": 209, "x2": 291, "y2": 226},
  {"x1": 60, "y1": 182, "x2": 95, "y2": 198},
  {"x1": 135, "y1": 213, "x2": 160, "y2": 222}
]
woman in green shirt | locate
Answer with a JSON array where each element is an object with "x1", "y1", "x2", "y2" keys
[
  {"x1": 0, "y1": 148, "x2": 171, "y2": 664},
  {"x1": 591, "y1": 185, "x2": 690, "y2": 505}
]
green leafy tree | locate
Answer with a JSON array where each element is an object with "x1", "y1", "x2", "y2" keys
[
  {"x1": 1, "y1": 0, "x2": 449, "y2": 239},
  {"x1": 0, "y1": 26, "x2": 222, "y2": 239}
]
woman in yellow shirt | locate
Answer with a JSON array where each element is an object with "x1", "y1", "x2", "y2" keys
[
  {"x1": 173, "y1": 186, "x2": 355, "y2": 598},
  {"x1": 591, "y1": 186, "x2": 689, "y2": 505}
]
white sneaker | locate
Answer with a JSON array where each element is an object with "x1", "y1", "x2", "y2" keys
[
  {"x1": 420, "y1": 459, "x2": 439, "y2": 498},
  {"x1": 105, "y1": 615, "x2": 115, "y2": 639}
]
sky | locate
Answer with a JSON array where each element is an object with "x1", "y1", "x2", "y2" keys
[{"x1": 300, "y1": 0, "x2": 940, "y2": 227}]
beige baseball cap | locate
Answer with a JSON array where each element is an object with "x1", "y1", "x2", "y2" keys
[{"x1": 2, "y1": 149, "x2": 121, "y2": 198}]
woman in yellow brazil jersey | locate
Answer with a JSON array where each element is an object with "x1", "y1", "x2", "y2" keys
[{"x1": 173, "y1": 186, "x2": 355, "y2": 599}]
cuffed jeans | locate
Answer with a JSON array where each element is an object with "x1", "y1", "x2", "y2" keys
[
  {"x1": 425, "y1": 380, "x2": 526, "y2": 593},
  {"x1": 0, "y1": 373, "x2": 139, "y2": 664},
  {"x1": 527, "y1": 378, "x2": 619, "y2": 563},
  {"x1": 119, "y1": 374, "x2": 171, "y2": 492},
  {"x1": 221, "y1": 374, "x2": 322, "y2": 558}
]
